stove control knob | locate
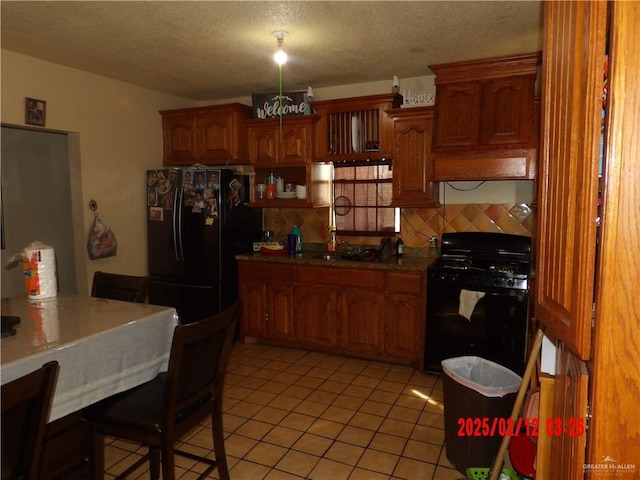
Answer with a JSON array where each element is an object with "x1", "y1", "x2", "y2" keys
[{"x1": 507, "y1": 278, "x2": 515, "y2": 287}]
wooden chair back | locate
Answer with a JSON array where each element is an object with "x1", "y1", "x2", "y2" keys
[
  {"x1": 1, "y1": 361, "x2": 59, "y2": 480},
  {"x1": 162, "y1": 302, "x2": 239, "y2": 438},
  {"x1": 86, "y1": 303, "x2": 239, "y2": 479},
  {"x1": 91, "y1": 271, "x2": 149, "y2": 303}
]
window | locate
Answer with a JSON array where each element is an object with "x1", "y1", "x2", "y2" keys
[{"x1": 332, "y1": 161, "x2": 398, "y2": 236}]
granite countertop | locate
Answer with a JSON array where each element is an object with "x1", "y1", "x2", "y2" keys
[{"x1": 236, "y1": 244, "x2": 440, "y2": 272}]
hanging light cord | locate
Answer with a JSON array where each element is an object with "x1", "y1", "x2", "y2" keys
[{"x1": 279, "y1": 63, "x2": 284, "y2": 139}]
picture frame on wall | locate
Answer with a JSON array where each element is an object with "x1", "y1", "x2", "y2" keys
[{"x1": 25, "y1": 97, "x2": 46, "y2": 126}]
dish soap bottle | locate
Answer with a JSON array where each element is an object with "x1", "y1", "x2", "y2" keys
[
  {"x1": 394, "y1": 235, "x2": 404, "y2": 256},
  {"x1": 290, "y1": 225, "x2": 303, "y2": 255}
]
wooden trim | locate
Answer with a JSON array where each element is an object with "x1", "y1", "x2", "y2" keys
[{"x1": 430, "y1": 52, "x2": 542, "y2": 83}]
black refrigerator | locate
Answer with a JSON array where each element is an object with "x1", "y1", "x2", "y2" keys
[{"x1": 146, "y1": 167, "x2": 261, "y2": 323}]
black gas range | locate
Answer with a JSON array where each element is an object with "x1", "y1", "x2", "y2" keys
[
  {"x1": 428, "y1": 232, "x2": 531, "y2": 292},
  {"x1": 425, "y1": 232, "x2": 532, "y2": 374}
]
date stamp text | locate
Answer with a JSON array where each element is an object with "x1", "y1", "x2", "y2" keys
[{"x1": 457, "y1": 417, "x2": 585, "y2": 437}]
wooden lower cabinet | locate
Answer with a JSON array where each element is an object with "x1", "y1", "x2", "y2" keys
[
  {"x1": 296, "y1": 285, "x2": 336, "y2": 348},
  {"x1": 239, "y1": 262, "x2": 295, "y2": 341},
  {"x1": 266, "y1": 282, "x2": 295, "y2": 341},
  {"x1": 385, "y1": 271, "x2": 425, "y2": 364},
  {"x1": 385, "y1": 293, "x2": 423, "y2": 361},
  {"x1": 339, "y1": 289, "x2": 385, "y2": 356},
  {"x1": 238, "y1": 261, "x2": 425, "y2": 366},
  {"x1": 240, "y1": 278, "x2": 268, "y2": 338}
]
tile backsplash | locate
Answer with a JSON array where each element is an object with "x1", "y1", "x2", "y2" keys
[{"x1": 263, "y1": 204, "x2": 536, "y2": 247}]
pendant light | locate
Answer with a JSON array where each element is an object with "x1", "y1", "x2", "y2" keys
[
  {"x1": 272, "y1": 31, "x2": 288, "y2": 65},
  {"x1": 272, "y1": 31, "x2": 289, "y2": 137}
]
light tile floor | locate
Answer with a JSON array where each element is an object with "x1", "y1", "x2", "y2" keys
[{"x1": 103, "y1": 343, "x2": 468, "y2": 480}]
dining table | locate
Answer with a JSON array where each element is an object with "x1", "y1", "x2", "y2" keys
[
  {"x1": 1, "y1": 294, "x2": 178, "y2": 422},
  {"x1": 1, "y1": 293, "x2": 178, "y2": 479}
]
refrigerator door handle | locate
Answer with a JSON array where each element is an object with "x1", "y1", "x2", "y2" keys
[
  {"x1": 176, "y1": 187, "x2": 185, "y2": 261},
  {"x1": 172, "y1": 186, "x2": 182, "y2": 261},
  {"x1": 150, "y1": 278, "x2": 214, "y2": 290}
]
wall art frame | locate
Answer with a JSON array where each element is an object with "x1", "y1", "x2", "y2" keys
[{"x1": 25, "y1": 97, "x2": 46, "y2": 126}]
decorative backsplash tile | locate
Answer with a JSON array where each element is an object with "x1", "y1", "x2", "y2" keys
[
  {"x1": 264, "y1": 207, "x2": 331, "y2": 244},
  {"x1": 401, "y1": 204, "x2": 536, "y2": 246},
  {"x1": 263, "y1": 204, "x2": 536, "y2": 247}
]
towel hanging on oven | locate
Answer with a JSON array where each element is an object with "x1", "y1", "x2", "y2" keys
[{"x1": 459, "y1": 289, "x2": 485, "y2": 321}]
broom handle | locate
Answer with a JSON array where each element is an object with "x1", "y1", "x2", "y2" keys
[{"x1": 488, "y1": 328, "x2": 545, "y2": 480}]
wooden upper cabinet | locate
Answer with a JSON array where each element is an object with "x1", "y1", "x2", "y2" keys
[
  {"x1": 433, "y1": 83, "x2": 482, "y2": 148},
  {"x1": 482, "y1": 76, "x2": 534, "y2": 146},
  {"x1": 160, "y1": 103, "x2": 252, "y2": 165},
  {"x1": 429, "y1": 53, "x2": 541, "y2": 180},
  {"x1": 161, "y1": 114, "x2": 196, "y2": 165},
  {"x1": 311, "y1": 93, "x2": 402, "y2": 162},
  {"x1": 246, "y1": 116, "x2": 317, "y2": 166},
  {"x1": 535, "y1": 0, "x2": 606, "y2": 361},
  {"x1": 388, "y1": 106, "x2": 439, "y2": 207}
]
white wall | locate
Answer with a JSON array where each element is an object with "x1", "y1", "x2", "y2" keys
[
  {"x1": 1, "y1": 50, "x2": 194, "y2": 293},
  {"x1": 441, "y1": 180, "x2": 535, "y2": 204}
]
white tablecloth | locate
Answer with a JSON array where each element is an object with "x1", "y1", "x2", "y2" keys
[{"x1": 1, "y1": 295, "x2": 178, "y2": 422}]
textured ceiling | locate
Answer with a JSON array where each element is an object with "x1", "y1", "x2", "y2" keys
[{"x1": 1, "y1": 1, "x2": 544, "y2": 101}]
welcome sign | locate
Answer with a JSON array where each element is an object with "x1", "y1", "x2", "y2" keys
[{"x1": 252, "y1": 92, "x2": 310, "y2": 119}]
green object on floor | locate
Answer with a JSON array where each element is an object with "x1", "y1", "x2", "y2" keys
[{"x1": 466, "y1": 467, "x2": 519, "y2": 480}]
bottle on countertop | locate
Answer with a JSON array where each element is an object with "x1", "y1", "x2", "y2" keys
[
  {"x1": 290, "y1": 225, "x2": 303, "y2": 254},
  {"x1": 327, "y1": 225, "x2": 337, "y2": 252},
  {"x1": 265, "y1": 171, "x2": 276, "y2": 184},
  {"x1": 394, "y1": 235, "x2": 404, "y2": 256}
]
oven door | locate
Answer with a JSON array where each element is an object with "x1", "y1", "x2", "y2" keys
[{"x1": 425, "y1": 283, "x2": 529, "y2": 374}]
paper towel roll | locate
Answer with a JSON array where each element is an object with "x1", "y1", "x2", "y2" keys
[{"x1": 22, "y1": 242, "x2": 58, "y2": 300}]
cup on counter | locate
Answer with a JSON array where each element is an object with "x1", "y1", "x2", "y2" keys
[
  {"x1": 266, "y1": 184, "x2": 276, "y2": 200},
  {"x1": 256, "y1": 184, "x2": 266, "y2": 199},
  {"x1": 295, "y1": 185, "x2": 307, "y2": 199}
]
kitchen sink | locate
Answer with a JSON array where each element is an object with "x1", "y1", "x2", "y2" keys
[{"x1": 312, "y1": 248, "x2": 379, "y2": 262}]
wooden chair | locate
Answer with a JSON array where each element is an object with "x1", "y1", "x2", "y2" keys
[
  {"x1": 91, "y1": 271, "x2": 149, "y2": 303},
  {"x1": 1, "y1": 361, "x2": 59, "y2": 480},
  {"x1": 85, "y1": 302, "x2": 239, "y2": 480}
]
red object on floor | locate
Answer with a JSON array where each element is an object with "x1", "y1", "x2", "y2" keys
[{"x1": 509, "y1": 431, "x2": 537, "y2": 478}]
